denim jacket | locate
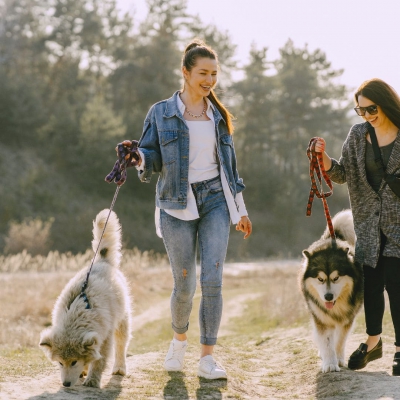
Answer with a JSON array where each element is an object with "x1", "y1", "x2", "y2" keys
[{"x1": 138, "y1": 91, "x2": 245, "y2": 210}]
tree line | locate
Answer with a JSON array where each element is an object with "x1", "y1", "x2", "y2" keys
[{"x1": 0, "y1": 0, "x2": 353, "y2": 259}]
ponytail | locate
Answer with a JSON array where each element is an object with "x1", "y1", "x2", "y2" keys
[
  {"x1": 207, "y1": 90, "x2": 235, "y2": 134},
  {"x1": 182, "y1": 39, "x2": 235, "y2": 134}
]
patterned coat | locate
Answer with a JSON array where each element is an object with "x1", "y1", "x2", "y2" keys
[{"x1": 328, "y1": 121, "x2": 400, "y2": 267}]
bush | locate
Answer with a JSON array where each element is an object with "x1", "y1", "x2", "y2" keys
[{"x1": 4, "y1": 218, "x2": 54, "y2": 256}]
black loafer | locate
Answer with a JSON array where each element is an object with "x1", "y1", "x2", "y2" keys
[
  {"x1": 348, "y1": 338, "x2": 382, "y2": 370},
  {"x1": 393, "y1": 352, "x2": 400, "y2": 376}
]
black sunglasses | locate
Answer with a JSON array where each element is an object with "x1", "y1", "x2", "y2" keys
[{"x1": 354, "y1": 105, "x2": 378, "y2": 116}]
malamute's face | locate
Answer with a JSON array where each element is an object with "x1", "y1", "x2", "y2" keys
[
  {"x1": 302, "y1": 245, "x2": 355, "y2": 310},
  {"x1": 305, "y1": 270, "x2": 353, "y2": 310}
]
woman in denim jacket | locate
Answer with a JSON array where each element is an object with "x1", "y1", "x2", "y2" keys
[
  {"x1": 117, "y1": 40, "x2": 252, "y2": 379},
  {"x1": 314, "y1": 78, "x2": 400, "y2": 375}
]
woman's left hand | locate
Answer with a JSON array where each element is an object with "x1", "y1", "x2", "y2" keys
[{"x1": 236, "y1": 216, "x2": 252, "y2": 239}]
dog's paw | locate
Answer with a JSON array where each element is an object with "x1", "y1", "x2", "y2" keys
[
  {"x1": 83, "y1": 377, "x2": 101, "y2": 388},
  {"x1": 112, "y1": 365, "x2": 126, "y2": 376},
  {"x1": 321, "y1": 361, "x2": 340, "y2": 373},
  {"x1": 338, "y1": 357, "x2": 345, "y2": 367}
]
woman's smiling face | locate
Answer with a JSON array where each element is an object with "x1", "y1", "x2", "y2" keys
[
  {"x1": 183, "y1": 57, "x2": 218, "y2": 97},
  {"x1": 358, "y1": 94, "x2": 390, "y2": 129}
]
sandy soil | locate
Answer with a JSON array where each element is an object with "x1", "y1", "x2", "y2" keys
[{"x1": 1, "y1": 262, "x2": 400, "y2": 399}]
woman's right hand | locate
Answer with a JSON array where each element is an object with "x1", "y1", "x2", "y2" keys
[
  {"x1": 314, "y1": 137, "x2": 326, "y2": 153},
  {"x1": 105, "y1": 140, "x2": 141, "y2": 185},
  {"x1": 115, "y1": 140, "x2": 142, "y2": 167},
  {"x1": 313, "y1": 137, "x2": 332, "y2": 171}
]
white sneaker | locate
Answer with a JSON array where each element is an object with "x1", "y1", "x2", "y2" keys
[
  {"x1": 198, "y1": 355, "x2": 227, "y2": 379},
  {"x1": 163, "y1": 339, "x2": 187, "y2": 371}
]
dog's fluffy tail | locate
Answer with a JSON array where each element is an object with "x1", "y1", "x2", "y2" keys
[
  {"x1": 322, "y1": 209, "x2": 355, "y2": 246},
  {"x1": 91, "y1": 209, "x2": 122, "y2": 267}
]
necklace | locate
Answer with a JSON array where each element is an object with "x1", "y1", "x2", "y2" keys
[{"x1": 185, "y1": 98, "x2": 206, "y2": 118}]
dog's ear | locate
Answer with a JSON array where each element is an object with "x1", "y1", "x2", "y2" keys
[
  {"x1": 82, "y1": 332, "x2": 101, "y2": 360},
  {"x1": 345, "y1": 247, "x2": 355, "y2": 261},
  {"x1": 39, "y1": 328, "x2": 54, "y2": 358},
  {"x1": 302, "y1": 250, "x2": 311, "y2": 259}
]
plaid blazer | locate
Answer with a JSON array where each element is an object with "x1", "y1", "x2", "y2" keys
[{"x1": 328, "y1": 121, "x2": 400, "y2": 267}]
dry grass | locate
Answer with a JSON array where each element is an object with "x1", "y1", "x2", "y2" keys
[
  {"x1": 4, "y1": 217, "x2": 54, "y2": 256},
  {"x1": 0, "y1": 248, "x2": 169, "y2": 349},
  {"x1": 0, "y1": 247, "x2": 168, "y2": 273},
  {"x1": 0, "y1": 253, "x2": 306, "y2": 351}
]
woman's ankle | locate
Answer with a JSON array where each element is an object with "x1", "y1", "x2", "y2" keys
[
  {"x1": 200, "y1": 344, "x2": 214, "y2": 358},
  {"x1": 174, "y1": 333, "x2": 187, "y2": 341},
  {"x1": 365, "y1": 335, "x2": 380, "y2": 351}
]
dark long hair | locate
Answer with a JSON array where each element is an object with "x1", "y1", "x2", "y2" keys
[
  {"x1": 355, "y1": 78, "x2": 400, "y2": 129},
  {"x1": 182, "y1": 39, "x2": 235, "y2": 134}
]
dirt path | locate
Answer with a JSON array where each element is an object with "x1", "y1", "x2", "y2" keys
[
  {"x1": 2, "y1": 325, "x2": 400, "y2": 399},
  {"x1": 2, "y1": 261, "x2": 400, "y2": 399}
]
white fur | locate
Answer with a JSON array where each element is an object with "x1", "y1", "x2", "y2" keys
[
  {"x1": 39, "y1": 209, "x2": 132, "y2": 388},
  {"x1": 322, "y1": 209, "x2": 355, "y2": 246},
  {"x1": 304, "y1": 275, "x2": 355, "y2": 372}
]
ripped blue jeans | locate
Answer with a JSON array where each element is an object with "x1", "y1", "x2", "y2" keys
[{"x1": 160, "y1": 175, "x2": 230, "y2": 345}]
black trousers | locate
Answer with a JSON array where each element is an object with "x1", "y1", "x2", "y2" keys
[{"x1": 363, "y1": 234, "x2": 400, "y2": 346}]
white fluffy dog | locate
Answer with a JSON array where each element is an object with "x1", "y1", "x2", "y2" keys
[{"x1": 39, "y1": 209, "x2": 132, "y2": 388}]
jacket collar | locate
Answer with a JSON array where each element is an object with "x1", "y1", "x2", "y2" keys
[
  {"x1": 164, "y1": 91, "x2": 217, "y2": 120},
  {"x1": 357, "y1": 122, "x2": 370, "y2": 188}
]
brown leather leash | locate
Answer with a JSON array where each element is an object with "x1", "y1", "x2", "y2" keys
[{"x1": 306, "y1": 137, "x2": 336, "y2": 240}]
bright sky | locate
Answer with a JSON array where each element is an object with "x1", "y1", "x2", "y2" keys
[{"x1": 117, "y1": 0, "x2": 400, "y2": 97}]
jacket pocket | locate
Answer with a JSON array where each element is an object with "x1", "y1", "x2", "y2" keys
[
  {"x1": 160, "y1": 131, "x2": 179, "y2": 164},
  {"x1": 160, "y1": 131, "x2": 178, "y2": 146}
]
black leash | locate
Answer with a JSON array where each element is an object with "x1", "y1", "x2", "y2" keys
[
  {"x1": 79, "y1": 184, "x2": 122, "y2": 309},
  {"x1": 79, "y1": 141, "x2": 139, "y2": 309}
]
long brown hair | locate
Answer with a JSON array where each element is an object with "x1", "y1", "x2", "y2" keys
[
  {"x1": 355, "y1": 78, "x2": 400, "y2": 129},
  {"x1": 182, "y1": 39, "x2": 235, "y2": 134}
]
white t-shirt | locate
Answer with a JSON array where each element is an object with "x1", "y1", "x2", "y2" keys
[{"x1": 138, "y1": 95, "x2": 247, "y2": 237}]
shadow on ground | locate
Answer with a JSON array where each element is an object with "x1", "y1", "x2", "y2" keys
[
  {"x1": 26, "y1": 375, "x2": 123, "y2": 400},
  {"x1": 163, "y1": 371, "x2": 227, "y2": 399}
]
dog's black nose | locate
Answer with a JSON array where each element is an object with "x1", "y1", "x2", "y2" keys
[
  {"x1": 324, "y1": 293, "x2": 334, "y2": 301},
  {"x1": 63, "y1": 382, "x2": 71, "y2": 387}
]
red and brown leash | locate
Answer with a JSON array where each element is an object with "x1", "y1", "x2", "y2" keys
[{"x1": 306, "y1": 137, "x2": 336, "y2": 240}]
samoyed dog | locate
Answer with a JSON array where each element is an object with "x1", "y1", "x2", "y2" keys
[{"x1": 39, "y1": 209, "x2": 132, "y2": 388}]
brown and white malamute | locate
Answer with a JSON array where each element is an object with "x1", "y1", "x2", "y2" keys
[{"x1": 300, "y1": 209, "x2": 363, "y2": 373}]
